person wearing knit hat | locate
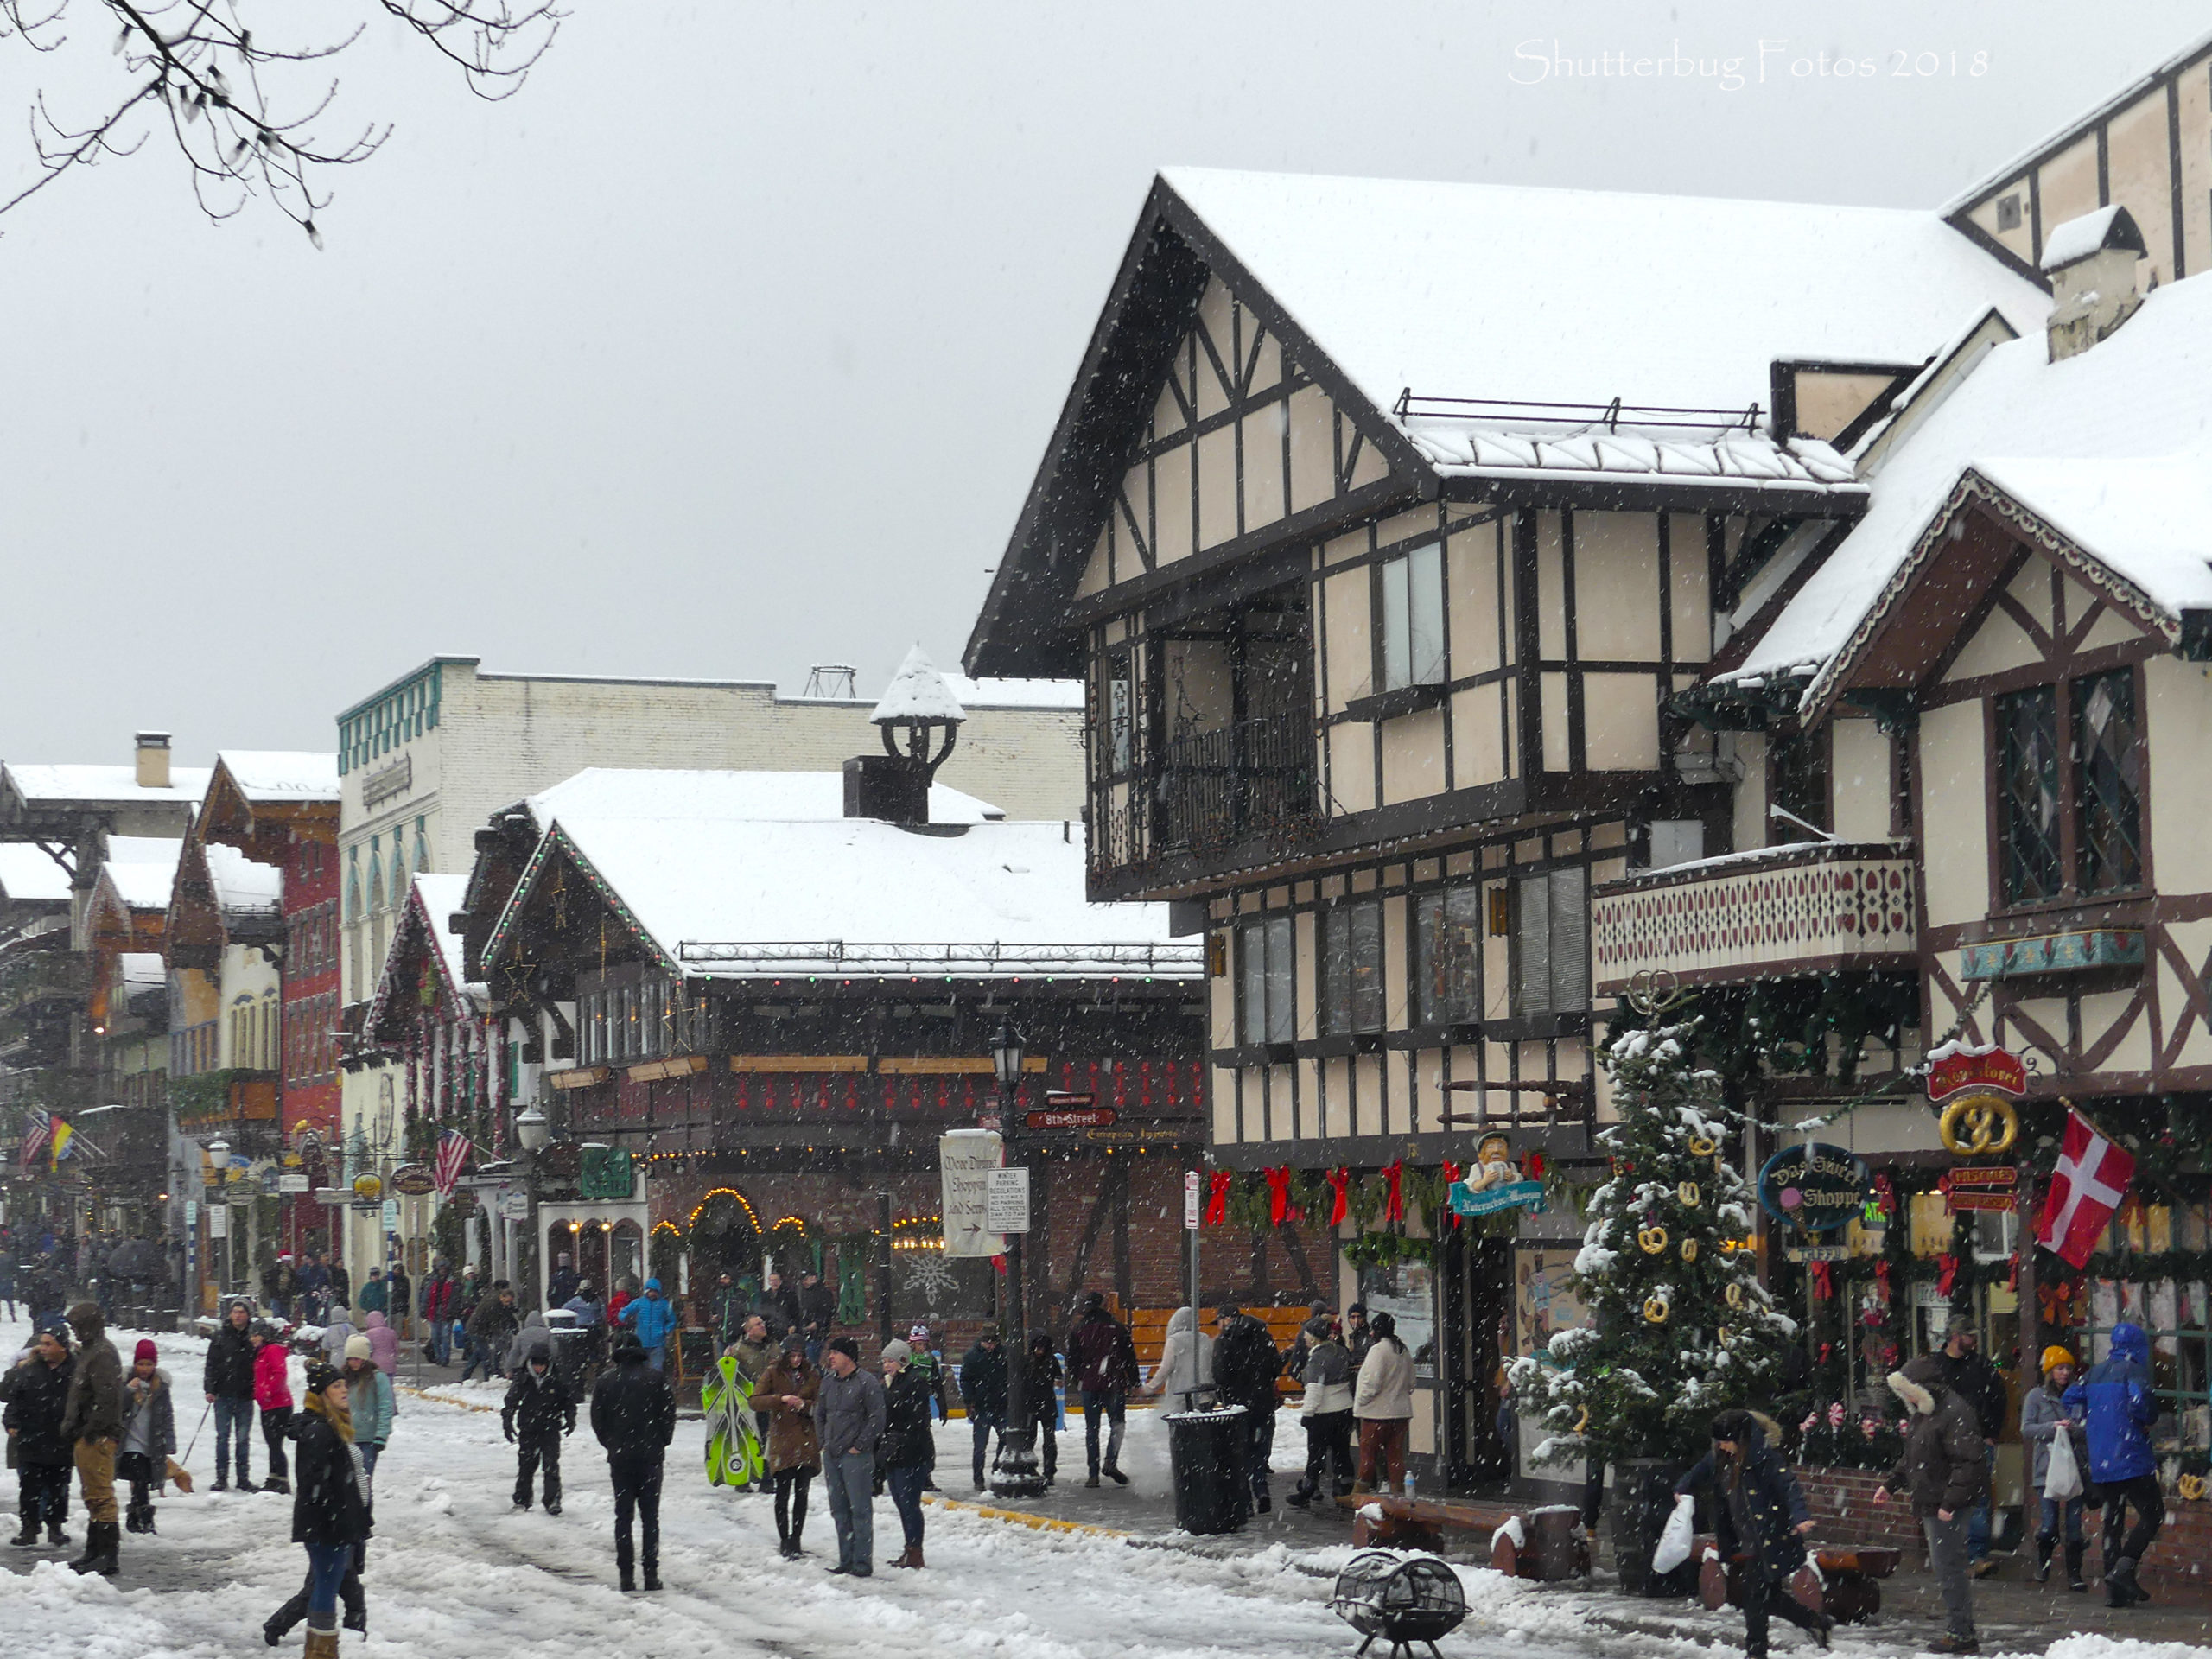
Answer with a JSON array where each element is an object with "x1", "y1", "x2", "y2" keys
[
  {"x1": 879, "y1": 1340, "x2": 933, "y2": 1568},
  {"x1": 339, "y1": 1337, "x2": 397, "y2": 1487},
  {"x1": 117, "y1": 1338, "x2": 175, "y2": 1535},
  {"x1": 279, "y1": 1359, "x2": 371, "y2": 1657},
  {"x1": 2022, "y1": 1345, "x2": 2088, "y2": 1590},
  {"x1": 60, "y1": 1300, "x2": 122, "y2": 1576}
]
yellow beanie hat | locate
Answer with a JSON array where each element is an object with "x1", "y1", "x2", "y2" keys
[{"x1": 2041, "y1": 1344, "x2": 2075, "y2": 1373}]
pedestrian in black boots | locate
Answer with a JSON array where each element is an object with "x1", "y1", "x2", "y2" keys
[
  {"x1": 3, "y1": 1324, "x2": 75, "y2": 1546},
  {"x1": 1675, "y1": 1410, "x2": 1834, "y2": 1659},
  {"x1": 590, "y1": 1330, "x2": 675, "y2": 1591},
  {"x1": 118, "y1": 1339, "x2": 176, "y2": 1535},
  {"x1": 504, "y1": 1351, "x2": 576, "y2": 1514}
]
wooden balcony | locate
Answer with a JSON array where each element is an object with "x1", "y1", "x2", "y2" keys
[
  {"x1": 1591, "y1": 841, "x2": 1916, "y2": 995},
  {"x1": 1088, "y1": 716, "x2": 1320, "y2": 887}
]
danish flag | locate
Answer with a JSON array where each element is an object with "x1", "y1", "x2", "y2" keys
[{"x1": 2035, "y1": 1109, "x2": 2134, "y2": 1269}]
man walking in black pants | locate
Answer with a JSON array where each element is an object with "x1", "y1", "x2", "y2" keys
[
  {"x1": 590, "y1": 1330, "x2": 675, "y2": 1592},
  {"x1": 503, "y1": 1350, "x2": 575, "y2": 1515},
  {"x1": 2065, "y1": 1321, "x2": 2164, "y2": 1606}
]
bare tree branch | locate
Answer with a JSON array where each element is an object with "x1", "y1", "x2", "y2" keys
[{"x1": 0, "y1": 0, "x2": 560, "y2": 238}]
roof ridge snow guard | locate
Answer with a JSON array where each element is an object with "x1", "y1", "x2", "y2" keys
[
  {"x1": 1393, "y1": 391, "x2": 1764, "y2": 433},
  {"x1": 677, "y1": 939, "x2": 1205, "y2": 976}
]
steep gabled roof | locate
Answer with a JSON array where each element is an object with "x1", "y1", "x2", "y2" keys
[{"x1": 967, "y1": 168, "x2": 2048, "y2": 677}]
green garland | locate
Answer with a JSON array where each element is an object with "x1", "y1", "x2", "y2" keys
[
  {"x1": 169, "y1": 1069, "x2": 245, "y2": 1123},
  {"x1": 1343, "y1": 1231, "x2": 1436, "y2": 1270}
]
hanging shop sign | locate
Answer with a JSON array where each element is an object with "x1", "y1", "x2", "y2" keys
[
  {"x1": 390, "y1": 1164, "x2": 437, "y2": 1198},
  {"x1": 1784, "y1": 1244, "x2": 1850, "y2": 1262},
  {"x1": 1449, "y1": 1133, "x2": 1546, "y2": 1216},
  {"x1": 352, "y1": 1173, "x2": 383, "y2": 1202},
  {"x1": 1925, "y1": 1042, "x2": 2026, "y2": 1103},
  {"x1": 1937, "y1": 1093, "x2": 2019, "y2": 1156},
  {"x1": 1944, "y1": 1164, "x2": 2021, "y2": 1214},
  {"x1": 1757, "y1": 1143, "x2": 1873, "y2": 1234},
  {"x1": 277, "y1": 1173, "x2": 311, "y2": 1194},
  {"x1": 938, "y1": 1129, "x2": 1002, "y2": 1259}
]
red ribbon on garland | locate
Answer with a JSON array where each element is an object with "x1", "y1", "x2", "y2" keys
[
  {"x1": 1440, "y1": 1161, "x2": 1463, "y2": 1230},
  {"x1": 1205, "y1": 1169, "x2": 1233, "y2": 1226},
  {"x1": 1873, "y1": 1260, "x2": 1893, "y2": 1304},
  {"x1": 1808, "y1": 1261, "x2": 1834, "y2": 1300},
  {"x1": 1264, "y1": 1166, "x2": 1293, "y2": 1226},
  {"x1": 1936, "y1": 1254, "x2": 1959, "y2": 1297},
  {"x1": 1383, "y1": 1160, "x2": 1405, "y2": 1224},
  {"x1": 1326, "y1": 1168, "x2": 1350, "y2": 1227}
]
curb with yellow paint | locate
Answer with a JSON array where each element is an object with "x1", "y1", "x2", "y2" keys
[{"x1": 922, "y1": 1492, "x2": 1130, "y2": 1540}]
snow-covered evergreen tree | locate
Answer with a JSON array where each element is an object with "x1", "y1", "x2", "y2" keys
[{"x1": 1510, "y1": 1014, "x2": 1796, "y2": 1471}]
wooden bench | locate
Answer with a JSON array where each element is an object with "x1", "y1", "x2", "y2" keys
[
  {"x1": 1699, "y1": 1545, "x2": 1901, "y2": 1624},
  {"x1": 1339, "y1": 1494, "x2": 1535, "y2": 1559},
  {"x1": 1128, "y1": 1303, "x2": 1312, "y2": 1397}
]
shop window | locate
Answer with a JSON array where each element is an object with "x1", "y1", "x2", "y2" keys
[
  {"x1": 2075, "y1": 669, "x2": 2142, "y2": 894},
  {"x1": 1319, "y1": 899, "x2": 1384, "y2": 1035},
  {"x1": 1379, "y1": 542, "x2": 1446, "y2": 692},
  {"x1": 1996, "y1": 686, "x2": 2062, "y2": 905},
  {"x1": 1237, "y1": 914, "x2": 1294, "y2": 1046},
  {"x1": 1511, "y1": 868, "x2": 1588, "y2": 1017},
  {"x1": 1414, "y1": 885, "x2": 1482, "y2": 1027}
]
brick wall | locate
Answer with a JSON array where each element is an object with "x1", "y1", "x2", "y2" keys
[{"x1": 1798, "y1": 1465, "x2": 2212, "y2": 1605}]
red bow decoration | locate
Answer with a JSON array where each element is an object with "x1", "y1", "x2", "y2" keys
[
  {"x1": 2038, "y1": 1279, "x2": 2076, "y2": 1325},
  {"x1": 1442, "y1": 1160, "x2": 1461, "y2": 1185},
  {"x1": 1383, "y1": 1160, "x2": 1405, "y2": 1224},
  {"x1": 1873, "y1": 1260, "x2": 1893, "y2": 1304},
  {"x1": 1808, "y1": 1261, "x2": 1834, "y2": 1300},
  {"x1": 1264, "y1": 1166, "x2": 1293, "y2": 1226},
  {"x1": 1525, "y1": 1151, "x2": 1547, "y2": 1181},
  {"x1": 1872, "y1": 1171, "x2": 1897, "y2": 1222},
  {"x1": 1936, "y1": 1254, "x2": 1959, "y2": 1297},
  {"x1": 1440, "y1": 1161, "x2": 1464, "y2": 1230},
  {"x1": 1205, "y1": 1169, "x2": 1233, "y2": 1226},
  {"x1": 1326, "y1": 1168, "x2": 1350, "y2": 1227}
]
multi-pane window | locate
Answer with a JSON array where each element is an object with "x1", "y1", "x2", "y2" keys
[
  {"x1": 1378, "y1": 543, "x2": 1446, "y2": 692},
  {"x1": 1414, "y1": 885, "x2": 1483, "y2": 1027},
  {"x1": 1103, "y1": 653, "x2": 1137, "y2": 775},
  {"x1": 1511, "y1": 868, "x2": 1589, "y2": 1017},
  {"x1": 1237, "y1": 915, "x2": 1294, "y2": 1046},
  {"x1": 2075, "y1": 669, "x2": 2142, "y2": 894},
  {"x1": 1997, "y1": 686, "x2": 2061, "y2": 905},
  {"x1": 1319, "y1": 899, "x2": 1385, "y2": 1035}
]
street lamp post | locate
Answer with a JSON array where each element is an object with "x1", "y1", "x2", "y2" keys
[
  {"x1": 987, "y1": 1019, "x2": 1046, "y2": 1497},
  {"x1": 514, "y1": 1104, "x2": 550, "y2": 1309}
]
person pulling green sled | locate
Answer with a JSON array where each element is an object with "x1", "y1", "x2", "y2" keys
[{"x1": 703, "y1": 1353, "x2": 767, "y2": 1490}]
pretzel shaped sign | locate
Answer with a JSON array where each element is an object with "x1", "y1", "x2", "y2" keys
[{"x1": 1939, "y1": 1092, "x2": 2019, "y2": 1156}]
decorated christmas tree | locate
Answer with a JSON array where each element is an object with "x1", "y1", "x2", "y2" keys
[{"x1": 1510, "y1": 1007, "x2": 1797, "y2": 1476}]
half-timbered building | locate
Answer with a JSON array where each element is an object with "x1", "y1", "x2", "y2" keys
[{"x1": 965, "y1": 166, "x2": 2047, "y2": 1491}]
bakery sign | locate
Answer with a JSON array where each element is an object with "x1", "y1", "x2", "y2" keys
[{"x1": 1925, "y1": 1041, "x2": 2026, "y2": 1102}]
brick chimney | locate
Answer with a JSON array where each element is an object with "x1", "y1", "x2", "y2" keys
[
  {"x1": 2044, "y1": 205, "x2": 2148, "y2": 362},
  {"x1": 134, "y1": 731, "x2": 171, "y2": 789}
]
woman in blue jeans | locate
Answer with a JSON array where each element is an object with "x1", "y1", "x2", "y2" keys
[
  {"x1": 286, "y1": 1362, "x2": 372, "y2": 1659},
  {"x1": 879, "y1": 1341, "x2": 934, "y2": 1568},
  {"x1": 2021, "y1": 1346, "x2": 2089, "y2": 1591}
]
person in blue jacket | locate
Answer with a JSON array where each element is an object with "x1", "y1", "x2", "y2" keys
[
  {"x1": 2063, "y1": 1321, "x2": 2163, "y2": 1607},
  {"x1": 1675, "y1": 1409, "x2": 1833, "y2": 1658},
  {"x1": 620, "y1": 1278, "x2": 678, "y2": 1371}
]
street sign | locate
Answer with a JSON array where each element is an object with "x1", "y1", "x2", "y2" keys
[
  {"x1": 1027, "y1": 1105, "x2": 1117, "y2": 1131},
  {"x1": 277, "y1": 1173, "x2": 311, "y2": 1194},
  {"x1": 986, "y1": 1166, "x2": 1032, "y2": 1234},
  {"x1": 208, "y1": 1205, "x2": 228, "y2": 1239},
  {"x1": 314, "y1": 1188, "x2": 349, "y2": 1205},
  {"x1": 497, "y1": 1191, "x2": 530, "y2": 1221},
  {"x1": 938, "y1": 1129, "x2": 1002, "y2": 1258},
  {"x1": 390, "y1": 1163, "x2": 436, "y2": 1198},
  {"x1": 381, "y1": 1199, "x2": 400, "y2": 1231},
  {"x1": 1184, "y1": 1169, "x2": 1201, "y2": 1230},
  {"x1": 184, "y1": 1199, "x2": 199, "y2": 1226}
]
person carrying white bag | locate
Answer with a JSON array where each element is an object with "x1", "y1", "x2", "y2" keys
[
  {"x1": 2020, "y1": 1346, "x2": 2090, "y2": 1592},
  {"x1": 1672, "y1": 1410, "x2": 1833, "y2": 1658}
]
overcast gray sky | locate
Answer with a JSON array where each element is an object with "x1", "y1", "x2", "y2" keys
[{"x1": 0, "y1": 2, "x2": 2202, "y2": 766}]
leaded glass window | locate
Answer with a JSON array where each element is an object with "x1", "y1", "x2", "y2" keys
[
  {"x1": 2074, "y1": 669, "x2": 2142, "y2": 894},
  {"x1": 1996, "y1": 686, "x2": 2061, "y2": 906}
]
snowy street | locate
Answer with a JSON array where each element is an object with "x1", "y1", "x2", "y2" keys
[{"x1": 0, "y1": 1320, "x2": 2205, "y2": 1659}]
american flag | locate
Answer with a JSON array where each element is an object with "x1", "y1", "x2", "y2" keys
[
  {"x1": 18, "y1": 1108, "x2": 50, "y2": 1173},
  {"x1": 434, "y1": 1127, "x2": 474, "y2": 1198}
]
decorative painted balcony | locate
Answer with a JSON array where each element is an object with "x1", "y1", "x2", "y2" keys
[{"x1": 1591, "y1": 841, "x2": 1917, "y2": 995}]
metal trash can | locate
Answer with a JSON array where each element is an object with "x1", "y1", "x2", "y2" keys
[
  {"x1": 543, "y1": 1308, "x2": 593, "y2": 1395},
  {"x1": 1166, "y1": 1403, "x2": 1249, "y2": 1535}
]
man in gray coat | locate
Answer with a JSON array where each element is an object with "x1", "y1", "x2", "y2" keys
[
  {"x1": 1876, "y1": 1353, "x2": 1991, "y2": 1654},
  {"x1": 813, "y1": 1337, "x2": 886, "y2": 1578}
]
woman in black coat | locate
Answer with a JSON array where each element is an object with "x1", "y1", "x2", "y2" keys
[
  {"x1": 1675, "y1": 1410, "x2": 1832, "y2": 1657},
  {"x1": 284, "y1": 1362, "x2": 372, "y2": 1659}
]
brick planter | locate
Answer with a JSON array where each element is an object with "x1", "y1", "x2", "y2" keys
[{"x1": 1796, "y1": 1465, "x2": 2212, "y2": 1605}]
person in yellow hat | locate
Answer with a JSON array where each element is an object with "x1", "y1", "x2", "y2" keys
[{"x1": 2020, "y1": 1345, "x2": 2088, "y2": 1591}]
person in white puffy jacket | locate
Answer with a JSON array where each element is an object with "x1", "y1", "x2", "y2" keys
[
  {"x1": 1287, "y1": 1318, "x2": 1355, "y2": 1507},
  {"x1": 1142, "y1": 1307, "x2": 1215, "y2": 1412},
  {"x1": 1351, "y1": 1312, "x2": 1415, "y2": 1492}
]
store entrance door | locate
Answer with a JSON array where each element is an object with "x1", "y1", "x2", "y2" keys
[{"x1": 1441, "y1": 1230, "x2": 1511, "y2": 1491}]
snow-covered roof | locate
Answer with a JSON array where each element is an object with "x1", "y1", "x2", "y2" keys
[
  {"x1": 203, "y1": 842, "x2": 284, "y2": 918},
  {"x1": 1726, "y1": 269, "x2": 2212, "y2": 706},
  {"x1": 215, "y1": 750, "x2": 340, "y2": 802},
  {"x1": 943, "y1": 676, "x2": 1082, "y2": 711},
  {"x1": 1404, "y1": 423, "x2": 1856, "y2": 492},
  {"x1": 2, "y1": 762, "x2": 213, "y2": 807},
  {"x1": 1160, "y1": 167, "x2": 2050, "y2": 435},
  {"x1": 2040, "y1": 206, "x2": 2145, "y2": 272},
  {"x1": 118, "y1": 951, "x2": 166, "y2": 991},
  {"x1": 501, "y1": 815, "x2": 1198, "y2": 982},
  {"x1": 0, "y1": 844, "x2": 73, "y2": 904},
  {"x1": 871, "y1": 645, "x2": 967, "y2": 725},
  {"x1": 525, "y1": 768, "x2": 1004, "y2": 826},
  {"x1": 410, "y1": 873, "x2": 476, "y2": 996},
  {"x1": 99, "y1": 845, "x2": 185, "y2": 912}
]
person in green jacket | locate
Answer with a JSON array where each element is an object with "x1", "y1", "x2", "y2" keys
[{"x1": 339, "y1": 1339, "x2": 396, "y2": 1488}]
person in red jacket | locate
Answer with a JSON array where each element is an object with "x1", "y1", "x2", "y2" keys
[
  {"x1": 252, "y1": 1322, "x2": 296, "y2": 1495},
  {"x1": 419, "y1": 1262, "x2": 459, "y2": 1367}
]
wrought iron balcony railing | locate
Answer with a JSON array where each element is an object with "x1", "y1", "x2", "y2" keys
[{"x1": 1090, "y1": 716, "x2": 1319, "y2": 880}]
